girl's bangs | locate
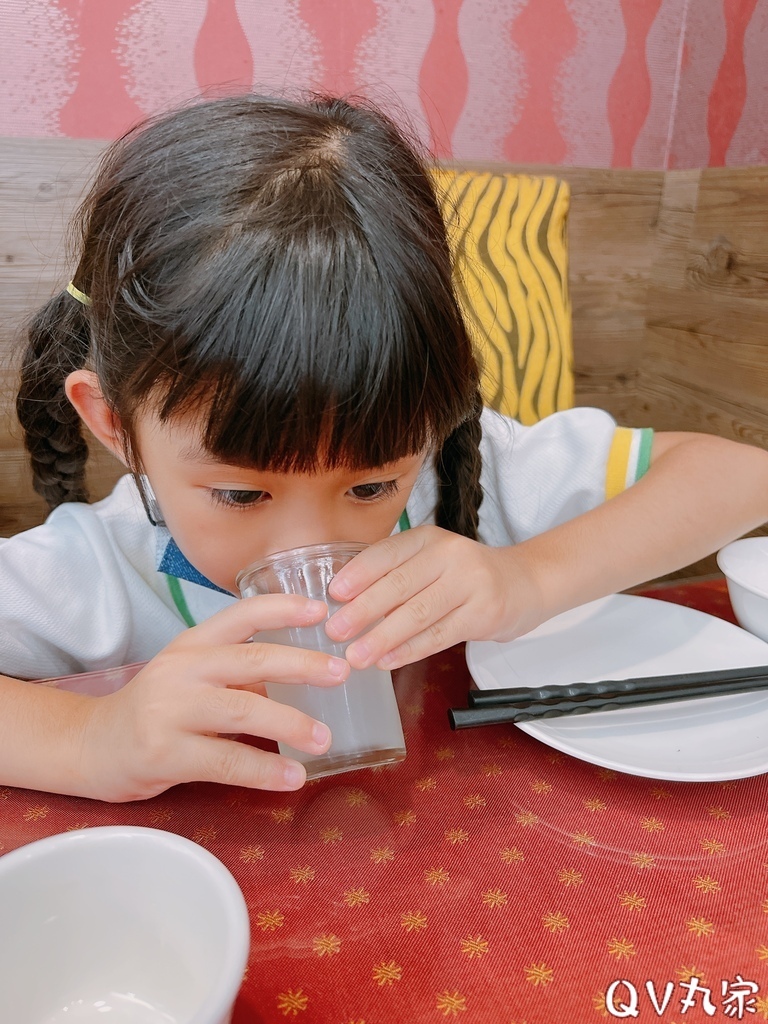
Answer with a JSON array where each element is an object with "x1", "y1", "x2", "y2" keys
[
  {"x1": 139, "y1": 227, "x2": 474, "y2": 473},
  {"x1": 103, "y1": 95, "x2": 479, "y2": 474}
]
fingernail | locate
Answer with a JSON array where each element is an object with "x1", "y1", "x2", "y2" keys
[
  {"x1": 303, "y1": 599, "x2": 327, "y2": 620},
  {"x1": 312, "y1": 722, "x2": 331, "y2": 748},
  {"x1": 379, "y1": 651, "x2": 397, "y2": 668},
  {"x1": 327, "y1": 612, "x2": 351, "y2": 639},
  {"x1": 328, "y1": 657, "x2": 348, "y2": 678},
  {"x1": 346, "y1": 640, "x2": 370, "y2": 664},
  {"x1": 331, "y1": 577, "x2": 351, "y2": 599},
  {"x1": 282, "y1": 762, "x2": 306, "y2": 788}
]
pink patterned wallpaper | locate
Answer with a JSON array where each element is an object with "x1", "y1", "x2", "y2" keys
[{"x1": 1, "y1": 0, "x2": 766, "y2": 168}]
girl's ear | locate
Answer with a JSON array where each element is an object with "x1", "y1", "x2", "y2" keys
[{"x1": 64, "y1": 370, "x2": 128, "y2": 466}]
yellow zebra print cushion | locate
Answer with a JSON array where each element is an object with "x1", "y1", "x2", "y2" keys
[{"x1": 432, "y1": 169, "x2": 573, "y2": 423}]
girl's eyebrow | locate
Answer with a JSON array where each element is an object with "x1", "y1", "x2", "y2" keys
[
  {"x1": 176, "y1": 442, "x2": 236, "y2": 466},
  {"x1": 176, "y1": 443, "x2": 216, "y2": 463}
]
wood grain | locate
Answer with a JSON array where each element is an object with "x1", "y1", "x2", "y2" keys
[
  {"x1": 644, "y1": 167, "x2": 768, "y2": 442},
  {"x1": 0, "y1": 138, "x2": 124, "y2": 526},
  {"x1": 2, "y1": 143, "x2": 767, "y2": 581}
]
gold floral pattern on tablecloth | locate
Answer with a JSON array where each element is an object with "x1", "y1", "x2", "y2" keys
[{"x1": 4, "y1": 581, "x2": 768, "y2": 1023}]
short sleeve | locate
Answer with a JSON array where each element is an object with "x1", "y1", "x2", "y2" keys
[
  {"x1": 475, "y1": 407, "x2": 654, "y2": 546},
  {"x1": 0, "y1": 479, "x2": 189, "y2": 679},
  {"x1": 605, "y1": 426, "x2": 654, "y2": 499}
]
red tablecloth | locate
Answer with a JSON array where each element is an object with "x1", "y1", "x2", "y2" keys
[{"x1": 3, "y1": 579, "x2": 768, "y2": 1023}]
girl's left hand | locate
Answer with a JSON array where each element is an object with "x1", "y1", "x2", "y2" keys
[{"x1": 325, "y1": 526, "x2": 536, "y2": 670}]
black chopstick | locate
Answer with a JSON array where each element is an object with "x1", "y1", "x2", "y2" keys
[
  {"x1": 448, "y1": 665, "x2": 768, "y2": 730},
  {"x1": 467, "y1": 664, "x2": 768, "y2": 707}
]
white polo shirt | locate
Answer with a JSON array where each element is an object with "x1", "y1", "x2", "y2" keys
[{"x1": 0, "y1": 407, "x2": 652, "y2": 680}]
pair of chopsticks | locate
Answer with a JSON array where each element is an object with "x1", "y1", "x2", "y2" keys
[{"x1": 447, "y1": 664, "x2": 768, "y2": 730}]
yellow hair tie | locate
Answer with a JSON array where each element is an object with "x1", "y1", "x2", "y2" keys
[{"x1": 66, "y1": 281, "x2": 92, "y2": 307}]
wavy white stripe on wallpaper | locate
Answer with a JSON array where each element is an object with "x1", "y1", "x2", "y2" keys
[
  {"x1": 728, "y1": 0, "x2": 768, "y2": 165},
  {"x1": 452, "y1": 0, "x2": 527, "y2": 163},
  {"x1": 633, "y1": 0, "x2": 688, "y2": 169},
  {"x1": 1, "y1": 2, "x2": 79, "y2": 135},
  {"x1": 559, "y1": 0, "x2": 625, "y2": 168},
  {"x1": 670, "y1": 0, "x2": 727, "y2": 168},
  {"x1": 237, "y1": 0, "x2": 320, "y2": 99},
  {"x1": 356, "y1": 0, "x2": 434, "y2": 148},
  {"x1": 119, "y1": 0, "x2": 203, "y2": 115},
  {"x1": 0, "y1": 0, "x2": 767, "y2": 168}
]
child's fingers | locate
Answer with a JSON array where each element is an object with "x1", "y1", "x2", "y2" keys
[
  {"x1": 191, "y1": 736, "x2": 309, "y2": 791},
  {"x1": 372, "y1": 609, "x2": 469, "y2": 670},
  {"x1": 184, "y1": 641, "x2": 349, "y2": 689},
  {"x1": 187, "y1": 687, "x2": 331, "y2": 758},
  {"x1": 343, "y1": 580, "x2": 459, "y2": 669},
  {"x1": 328, "y1": 530, "x2": 428, "y2": 601},
  {"x1": 326, "y1": 548, "x2": 440, "y2": 643},
  {"x1": 114, "y1": 676, "x2": 332, "y2": 793},
  {"x1": 173, "y1": 594, "x2": 328, "y2": 649}
]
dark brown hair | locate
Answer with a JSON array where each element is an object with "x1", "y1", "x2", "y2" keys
[{"x1": 17, "y1": 94, "x2": 483, "y2": 537}]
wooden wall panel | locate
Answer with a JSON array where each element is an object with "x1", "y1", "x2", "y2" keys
[
  {"x1": 643, "y1": 168, "x2": 768, "y2": 443},
  {"x1": 0, "y1": 137, "x2": 119, "y2": 533},
  {"x1": 560, "y1": 168, "x2": 663, "y2": 424},
  {"x1": 642, "y1": 167, "x2": 768, "y2": 576}
]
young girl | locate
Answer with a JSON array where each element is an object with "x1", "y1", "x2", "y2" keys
[{"x1": 2, "y1": 95, "x2": 767, "y2": 803}]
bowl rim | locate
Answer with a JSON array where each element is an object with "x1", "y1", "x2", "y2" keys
[{"x1": 717, "y1": 538, "x2": 768, "y2": 600}]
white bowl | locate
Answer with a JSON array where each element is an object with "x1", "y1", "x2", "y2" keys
[
  {"x1": 0, "y1": 826, "x2": 249, "y2": 1024},
  {"x1": 717, "y1": 537, "x2": 768, "y2": 644}
]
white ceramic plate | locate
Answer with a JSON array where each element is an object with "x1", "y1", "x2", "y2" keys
[{"x1": 465, "y1": 594, "x2": 768, "y2": 782}]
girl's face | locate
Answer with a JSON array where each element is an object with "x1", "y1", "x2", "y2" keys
[{"x1": 135, "y1": 409, "x2": 427, "y2": 594}]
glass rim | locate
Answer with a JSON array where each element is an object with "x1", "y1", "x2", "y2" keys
[{"x1": 236, "y1": 541, "x2": 369, "y2": 590}]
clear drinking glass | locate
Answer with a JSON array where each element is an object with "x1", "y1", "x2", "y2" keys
[{"x1": 237, "y1": 542, "x2": 406, "y2": 780}]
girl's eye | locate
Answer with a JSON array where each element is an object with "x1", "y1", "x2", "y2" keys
[
  {"x1": 349, "y1": 480, "x2": 399, "y2": 501},
  {"x1": 211, "y1": 489, "x2": 268, "y2": 509}
]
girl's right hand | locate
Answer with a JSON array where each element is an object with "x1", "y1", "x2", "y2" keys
[{"x1": 78, "y1": 595, "x2": 347, "y2": 802}]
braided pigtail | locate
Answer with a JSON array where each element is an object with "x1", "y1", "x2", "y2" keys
[
  {"x1": 16, "y1": 289, "x2": 92, "y2": 509},
  {"x1": 435, "y1": 388, "x2": 484, "y2": 540}
]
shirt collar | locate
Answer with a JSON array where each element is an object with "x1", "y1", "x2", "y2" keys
[{"x1": 154, "y1": 526, "x2": 232, "y2": 595}]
